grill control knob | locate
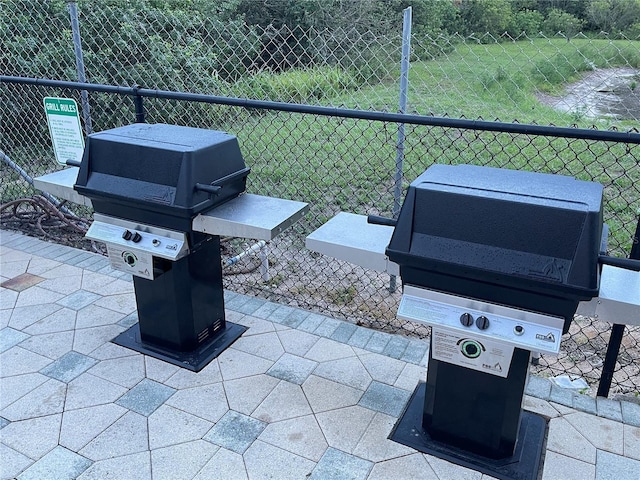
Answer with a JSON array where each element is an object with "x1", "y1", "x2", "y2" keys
[
  {"x1": 131, "y1": 232, "x2": 142, "y2": 243},
  {"x1": 460, "y1": 313, "x2": 474, "y2": 327},
  {"x1": 476, "y1": 316, "x2": 490, "y2": 330},
  {"x1": 122, "y1": 229, "x2": 133, "y2": 241}
]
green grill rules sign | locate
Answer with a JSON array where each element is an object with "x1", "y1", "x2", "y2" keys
[{"x1": 43, "y1": 97, "x2": 85, "y2": 165}]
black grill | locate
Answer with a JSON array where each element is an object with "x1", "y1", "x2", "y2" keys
[
  {"x1": 388, "y1": 164, "x2": 604, "y2": 479},
  {"x1": 387, "y1": 164, "x2": 604, "y2": 333},
  {"x1": 74, "y1": 123, "x2": 250, "y2": 371}
]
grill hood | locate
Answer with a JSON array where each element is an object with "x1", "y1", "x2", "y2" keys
[
  {"x1": 386, "y1": 164, "x2": 604, "y2": 329},
  {"x1": 74, "y1": 123, "x2": 249, "y2": 229}
]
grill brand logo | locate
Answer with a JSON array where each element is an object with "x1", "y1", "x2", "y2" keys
[
  {"x1": 144, "y1": 187, "x2": 175, "y2": 205},
  {"x1": 483, "y1": 362, "x2": 503, "y2": 372},
  {"x1": 529, "y1": 258, "x2": 564, "y2": 282},
  {"x1": 166, "y1": 243, "x2": 178, "y2": 251},
  {"x1": 536, "y1": 332, "x2": 556, "y2": 343}
]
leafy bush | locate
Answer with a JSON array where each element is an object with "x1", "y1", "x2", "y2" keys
[
  {"x1": 76, "y1": 2, "x2": 260, "y2": 87},
  {"x1": 459, "y1": 0, "x2": 513, "y2": 39},
  {"x1": 307, "y1": 27, "x2": 400, "y2": 85},
  {"x1": 542, "y1": 8, "x2": 586, "y2": 38},
  {"x1": 1, "y1": 1, "x2": 73, "y2": 78},
  {"x1": 625, "y1": 22, "x2": 640, "y2": 39},
  {"x1": 509, "y1": 9, "x2": 544, "y2": 36},
  {"x1": 587, "y1": 0, "x2": 640, "y2": 35},
  {"x1": 411, "y1": 31, "x2": 458, "y2": 62}
]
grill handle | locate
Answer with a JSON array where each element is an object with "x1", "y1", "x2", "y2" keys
[
  {"x1": 194, "y1": 183, "x2": 222, "y2": 195},
  {"x1": 367, "y1": 215, "x2": 397, "y2": 227},
  {"x1": 194, "y1": 167, "x2": 251, "y2": 197},
  {"x1": 65, "y1": 159, "x2": 82, "y2": 168},
  {"x1": 598, "y1": 255, "x2": 640, "y2": 272}
]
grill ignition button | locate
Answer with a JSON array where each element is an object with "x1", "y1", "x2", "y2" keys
[
  {"x1": 122, "y1": 251, "x2": 137, "y2": 267},
  {"x1": 514, "y1": 325, "x2": 524, "y2": 335},
  {"x1": 460, "y1": 339, "x2": 483, "y2": 359}
]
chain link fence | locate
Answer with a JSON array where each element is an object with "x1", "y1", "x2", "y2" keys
[{"x1": 2, "y1": 0, "x2": 640, "y2": 397}]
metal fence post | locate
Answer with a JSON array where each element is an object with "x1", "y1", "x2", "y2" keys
[
  {"x1": 389, "y1": 6, "x2": 412, "y2": 293},
  {"x1": 596, "y1": 215, "x2": 640, "y2": 397},
  {"x1": 68, "y1": 2, "x2": 92, "y2": 135},
  {"x1": 132, "y1": 85, "x2": 146, "y2": 123}
]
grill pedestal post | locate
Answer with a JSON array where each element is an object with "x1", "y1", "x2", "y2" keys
[
  {"x1": 391, "y1": 382, "x2": 546, "y2": 480},
  {"x1": 112, "y1": 233, "x2": 246, "y2": 371},
  {"x1": 134, "y1": 234, "x2": 225, "y2": 351},
  {"x1": 390, "y1": 344, "x2": 546, "y2": 480},
  {"x1": 423, "y1": 347, "x2": 530, "y2": 459}
]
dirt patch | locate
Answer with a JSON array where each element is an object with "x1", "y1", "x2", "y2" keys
[{"x1": 537, "y1": 67, "x2": 640, "y2": 120}]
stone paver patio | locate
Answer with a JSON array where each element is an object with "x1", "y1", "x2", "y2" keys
[{"x1": 1, "y1": 229, "x2": 640, "y2": 480}]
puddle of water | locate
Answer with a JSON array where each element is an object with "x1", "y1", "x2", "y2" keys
[{"x1": 537, "y1": 67, "x2": 640, "y2": 120}]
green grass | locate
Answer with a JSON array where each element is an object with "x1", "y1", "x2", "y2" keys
[
  {"x1": 332, "y1": 38, "x2": 640, "y2": 126},
  {"x1": 231, "y1": 65, "x2": 358, "y2": 104}
]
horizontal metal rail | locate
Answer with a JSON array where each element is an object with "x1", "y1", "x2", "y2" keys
[{"x1": 3, "y1": 75, "x2": 640, "y2": 144}]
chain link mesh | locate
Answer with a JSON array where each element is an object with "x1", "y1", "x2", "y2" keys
[{"x1": 2, "y1": 0, "x2": 639, "y2": 397}]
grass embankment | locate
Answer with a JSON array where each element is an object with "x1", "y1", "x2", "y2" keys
[{"x1": 221, "y1": 38, "x2": 640, "y2": 254}]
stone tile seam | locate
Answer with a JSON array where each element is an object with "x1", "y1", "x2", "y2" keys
[
  {"x1": 231, "y1": 293, "x2": 428, "y2": 367},
  {"x1": 295, "y1": 383, "x2": 378, "y2": 456},
  {"x1": 4, "y1": 445, "x2": 95, "y2": 479}
]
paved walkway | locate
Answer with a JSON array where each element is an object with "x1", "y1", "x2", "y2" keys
[{"x1": 1, "y1": 229, "x2": 640, "y2": 480}]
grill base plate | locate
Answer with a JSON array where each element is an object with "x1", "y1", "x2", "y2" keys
[
  {"x1": 112, "y1": 321, "x2": 246, "y2": 372},
  {"x1": 390, "y1": 382, "x2": 546, "y2": 480}
]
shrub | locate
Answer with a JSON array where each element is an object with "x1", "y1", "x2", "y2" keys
[
  {"x1": 459, "y1": 0, "x2": 513, "y2": 39},
  {"x1": 542, "y1": 8, "x2": 585, "y2": 38},
  {"x1": 509, "y1": 9, "x2": 544, "y2": 37}
]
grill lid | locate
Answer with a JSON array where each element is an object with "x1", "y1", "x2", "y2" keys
[
  {"x1": 386, "y1": 164, "x2": 604, "y2": 299},
  {"x1": 74, "y1": 123, "x2": 249, "y2": 225}
]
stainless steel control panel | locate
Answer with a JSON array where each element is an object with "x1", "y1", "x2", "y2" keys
[
  {"x1": 85, "y1": 213, "x2": 189, "y2": 280},
  {"x1": 397, "y1": 285, "x2": 564, "y2": 355}
]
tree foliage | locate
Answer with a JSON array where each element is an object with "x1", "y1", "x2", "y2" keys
[
  {"x1": 4, "y1": 0, "x2": 640, "y2": 155},
  {"x1": 3, "y1": 0, "x2": 640, "y2": 98},
  {"x1": 460, "y1": 0, "x2": 513, "y2": 38},
  {"x1": 542, "y1": 8, "x2": 586, "y2": 37},
  {"x1": 587, "y1": 0, "x2": 640, "y2": 34}
]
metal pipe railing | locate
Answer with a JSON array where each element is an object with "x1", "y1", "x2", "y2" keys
[{"x1": 3, "y1": 75, "x2": 640, "y2": 144}]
